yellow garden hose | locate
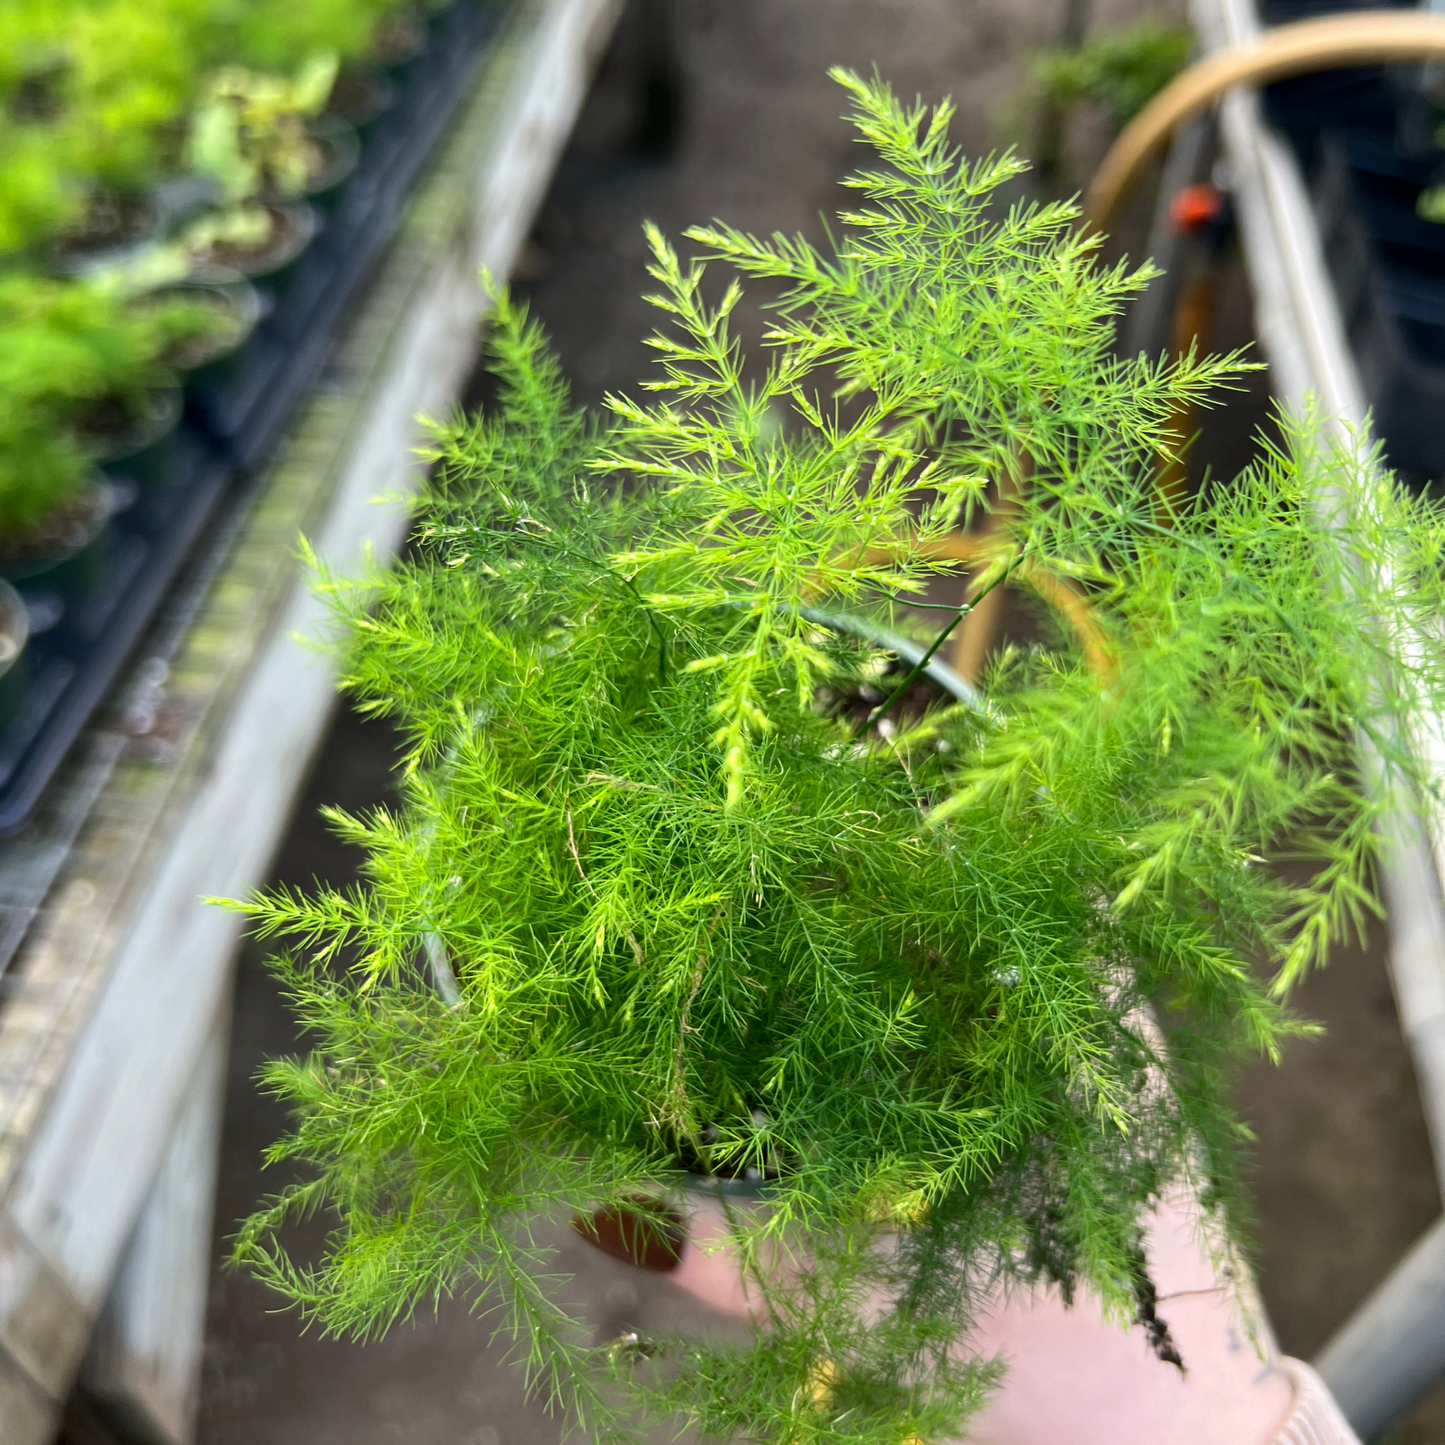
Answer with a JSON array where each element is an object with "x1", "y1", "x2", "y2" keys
[{"x1": 1084, "y1": 10, "x2": 1445, "y2": 230}]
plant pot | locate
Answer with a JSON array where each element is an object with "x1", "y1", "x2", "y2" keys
[
  {"x1": 142, "y1": 276, "x2": 264, "y2": 376},
  {"x1": 326, "y1": 70, "x2": 399, "y2": 146},
  {"x1": 423, "y1": 0, "x2": 460, "y2": 30},
  {"x1": 573, "y1": 1196, "x2": 686, "y2": 1273},
  {"x1": 265, "y1": 117, "x2": 361, "y2": 219},
  {"x1": 185, "y1": 202, "x2": 322, "y2": 333},
  {"x1": 0, "y1": 480, "x2": 111, "y2": 596},
  {"x1": 79, "y1": 385, "x2": 185, "y2": 499},
  {"x1": 0, "y1": 579, "x2": 31, "y2": 732},
  {"x1": 185, "y1": 201, "x2": 319, "y2": 285},
  {"x1": 371, "y1": 8, "x2": 431, "y2": 87},
  {"x1": 46, "y1": 186, "x2": 166, "y2": 278}
]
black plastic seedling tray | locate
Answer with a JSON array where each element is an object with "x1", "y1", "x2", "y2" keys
[
  {"x1": 0, "y1": 0, "x2": 501, "y2": 835},
  {"x1": 0, "y1": 431, "x2": 229, "y2": 832},
  {"x1": 1261, "y1": 10, "x2": 1445, "y2": 481},
  {"x1": 1312, "y1": 117, "x2": 1445, "y2": 478}
]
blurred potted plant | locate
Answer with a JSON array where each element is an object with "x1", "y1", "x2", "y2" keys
[
  {"x1": 0, "y1": 272, "x2": 205, "y2": 581},
  {"x1": 188, "y1": 54, "x2": 355, "y2": 211},
  {"x1": 134, "y1": 273, "x2": 264, "y2": 387},
  {"x1": 1026, "y1": 17, "x2": 1193, "y2": 185},
  {"x1": 1031, "y1": 17, "x2": 1194, "y2": 131},
  {"x1": 173, "y1": 52, "x2": 355, "y2": 313},
  {"x1": 38, "y1": 4, "x2": 210, "y2": 275}
]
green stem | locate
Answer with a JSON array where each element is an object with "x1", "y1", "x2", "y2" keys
[{"x1": 859, "y1": 552, "x2": 1022, "y2": 735}]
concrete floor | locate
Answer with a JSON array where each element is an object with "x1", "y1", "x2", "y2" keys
[{"x1": 178, "y1": 0, "x2": 1445, "y2": 1440}]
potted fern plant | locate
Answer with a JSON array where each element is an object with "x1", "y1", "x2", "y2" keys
[{"x1": 229, "y1": 73, "x2": 1445, "y2": 1444}]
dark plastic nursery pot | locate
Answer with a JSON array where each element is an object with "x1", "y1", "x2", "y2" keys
[
  {"x1": 0, "y1": 480, "x2": 112, "y2": 597},
  {"x1": 0, "y1": 580, "x2": 31, "y2": 732},
  {"x1": 326, "y1": 72, "x2": 399, "y2": 147},
  {"x1": 81, "y1": 385, "x2": 186, "y2": 500},
  {"x1": 187, "y1": 203, "x2": 323, "y2": 336},
  {"x1": 146, "y1": 276, "x2": 265, "y2": 379},
  {"x1": 372, "y1": 8, "x2": 432, "y2": 85},
  {"x1": 164, "y1": 280, "x2": 264, "y2": 443},
  {"x1": 1312, "y1": 126, "x2": 1445, "y2": 477},
  {"x1": 424, "y1": 0, "x2": 460, "y2": 31},
  {"x1": 187, "y1": 201, "x2": 320, "y2": 286},
  {"x1": 45, "y1": 186, "x2": 166, "y2": 278},
  {"x1": 268, "y1": 117, "x2": 362, "y2": 220}
]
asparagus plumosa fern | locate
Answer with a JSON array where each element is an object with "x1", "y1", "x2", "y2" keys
[{"x1": 227, "y1": 72, "x2": 1445, "y2": 1444}]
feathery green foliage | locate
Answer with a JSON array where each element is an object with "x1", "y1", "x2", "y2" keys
[{"x1": 226, "y1": 72, "x2": 1445, "y2": 1444}]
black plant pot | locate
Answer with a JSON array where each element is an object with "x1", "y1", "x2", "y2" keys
[
  {"x1": 45, "y1": 186, "x2": 166, "y2": 278},
  {"x1": 187, "y1": 201, "x2": 320, "y2": 287},
  {"x1": 0, "y1": 481, "x2": 112, "y2": 598},
  {"x1": 87, "y1": 385, "x2": 186, "y2": 504},
  {"x1": 187, "y1": 202, "x2": 324, "y2": 343},
  {"x1": 373, "y1": 8, "x2": 433, "y2": 90},
  {"x1": 326, "y1": 71, "x2": 400, "y2": 148},
  {"x1": 424, "y1": 0, "x2": 461, "y2": 36},
  {"x1": 148, "y1": 274, "x2": 264, "y2": 376},
  {"x1": 278, "y1": 116, "x2": 363, "y2": 221},
  {"x1": 1313, "y1": 127, "x2": 1445, "y2": 478}
]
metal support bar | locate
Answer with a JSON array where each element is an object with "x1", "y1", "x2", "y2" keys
[
  {"x1": 1121, "y1": 115, "x2": 1216, "y2": 362},
  {"x1": 1314, "y1": 1215, "x2": 1445, "y2": 1440}
]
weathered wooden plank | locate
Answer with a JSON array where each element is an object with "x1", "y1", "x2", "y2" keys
[{"x1": 77, "y1": 1014, "x2": 227, "y2": 1444}]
